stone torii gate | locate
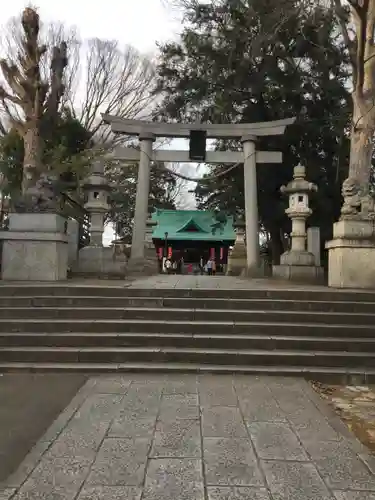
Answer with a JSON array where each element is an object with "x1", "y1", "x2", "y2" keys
[{"x1": 102, "y1": 115, "x2": 295, "y2": 274}]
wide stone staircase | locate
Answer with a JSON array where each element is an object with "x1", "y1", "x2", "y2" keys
[{"x1": 0, "y1": 284, "x2": 375, "y2": 381}]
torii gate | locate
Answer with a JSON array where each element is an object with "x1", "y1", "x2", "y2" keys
[{"x1": 102, "y1": 115, "x2": 295, "y2": 274}]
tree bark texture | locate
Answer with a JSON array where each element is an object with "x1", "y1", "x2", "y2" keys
[
  {"x1": 22, "y1": 126, "x2": 42, "y2": 193},
  {"x1": 269, "y1": 227, "x2": 284, "y2": 265},
  {"x1": 348, "y1": 123, "x2": 374, "y2": 192}
]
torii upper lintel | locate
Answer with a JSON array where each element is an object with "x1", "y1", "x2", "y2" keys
[{"x1": 102, "y1": 114, "x2": 296, "y2": 139}]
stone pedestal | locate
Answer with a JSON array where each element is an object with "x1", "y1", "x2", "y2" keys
[
  {"x1": 76, "y1": 245, "x2": 127, "y2": 279},
  {"x1": 226, "y1": 223, "x2": 247, "y2": 276},
  {"x1": 273, "y1": 264, "x2": 324, "y2": 284},
  {"x1": 127, "y1": 252, "x2": 159, "y2": 276},
  {"x1": 326, "y1": 219, "x2": 375, "y2": 289},
  {"x1": 0, "y1": 213, "x2": 68, "y2": 281},
  {"x1": 127, "y1": 216, "x2": 158, "y2": 276},
  {"x1": 273, "y1": 247, "x2": 324, "y2": 283}
]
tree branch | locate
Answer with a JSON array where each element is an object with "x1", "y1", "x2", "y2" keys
[{"x1": 333, "y1": 0, "x2": 358, "y2": 82}]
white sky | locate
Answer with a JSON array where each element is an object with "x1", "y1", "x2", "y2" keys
[
  {"x1": 1, "y1": 0, "x2": 182, "y2": 54},
  {"x1": 0, "y1": 0, "x2": 208, "y2": 245}
]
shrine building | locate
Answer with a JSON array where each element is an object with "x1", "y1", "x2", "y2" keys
[{"x1": 151, "y1": 209, "x2": 236, "y2": 264}]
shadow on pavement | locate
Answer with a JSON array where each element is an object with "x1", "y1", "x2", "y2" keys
[{"x1": 0, "y1": 372, "x2": 87, "y2": 483}]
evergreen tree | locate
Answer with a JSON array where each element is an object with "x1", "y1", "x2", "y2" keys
[
  {"x1": 108, "y1": 162, "x2": 178, "y2": 243},
  {"x1": 155, "y1": 0, "x2": 350, "y2": 262},
  {"x1": 0, "y1": 110, "x2": 92, "y2": 197}
]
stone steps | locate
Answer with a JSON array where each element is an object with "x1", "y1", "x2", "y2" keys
[
  {"x1": 1, "y1": 285, "x2": 375, "y2": 301},
  {"x1": 1, "y1": 296, "x2": 375, "y2": 314},
  {"x1": 0, "y1": 346, "x2": 374, "y2": 368},
  {"x1": 0, "y1": 285, "x2": 374, "y2": 381},
  {"x1": 1, "y1": 332, "x2": 375, "y2": 351},
  {"x1": 0, "y1": 307, "x2": 374, "y2": 325},
  {"x1": 0, "y1": 361, "x2": 372, "y2": 381},
  {"x1": 1, "y1": 319, "x2": 373, "y2": 336}
]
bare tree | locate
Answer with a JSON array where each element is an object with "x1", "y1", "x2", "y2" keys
[
  {"x1": 163, "y1": 162, "x2": 190, "y2": 207},
  {"x1": 0, "y1": 12, "x2": 156, "y2": 152},
  {"x1": 0, "y1": 12, "x2": 79, "y2": 135},
  {"x1": 71, "y1": 39, "x2": 156, "y2": 147},
  {"x1": 0, "y1": 7, "x2": 68, "y2": 193},
  {"x1": 333, "y1": 0, "x2": 375, "y2": 195}
]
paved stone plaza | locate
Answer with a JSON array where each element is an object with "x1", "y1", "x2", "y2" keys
[{"x1": 2, "y1": 374, "x2": 375, "y2": 500}]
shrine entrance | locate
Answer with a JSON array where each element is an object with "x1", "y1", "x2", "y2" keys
[
  {"x1": 103, "y1": 115, "x2": 295, "y2": 275},
  {"x1": 150, "y1": 208, "x2": 235, "y2": 272}
]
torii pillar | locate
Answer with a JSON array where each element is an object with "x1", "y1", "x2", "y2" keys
[
  {"x1": 242, "y1": 135, "x2": 259, "y2": 273},
  {"x1": 131, "y1": 132, "x2": 155, "y2": 261}
]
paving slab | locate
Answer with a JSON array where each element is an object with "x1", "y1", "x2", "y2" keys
[
  {"x1": 207, "y1": 487, "x2": 271, "y2": 500},
  {"x1": 2, "y1": 374, "x2": 375, "y2": 499}
]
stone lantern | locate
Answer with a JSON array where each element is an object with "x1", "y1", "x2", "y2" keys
[
  {"x1": 83, "y1": 161, "x2": 111, "y2": 246},
  {"x1": 75, "y1": 161, "x2": 127, "y2": 278},
  {"x1": 226, "y1": 217, "x2": 247, "y2": 276},
  {"x1": 273, "y1": 164, "x2": 323, "y2": 283}
]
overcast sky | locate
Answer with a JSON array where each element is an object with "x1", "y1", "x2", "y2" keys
[{"x1": 1, "y1": 0, "x2": 181, "y2": 53}]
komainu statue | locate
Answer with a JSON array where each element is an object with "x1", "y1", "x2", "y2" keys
[
  {"x1": 340, "y1": 177, "x2": 362, "y2": 217},
  {"x1": 13, "y1": 173, "x2": 59, "y2": 213},
  {"x1": 340, "y1": 177, "x2": 375, "y2": 219}
]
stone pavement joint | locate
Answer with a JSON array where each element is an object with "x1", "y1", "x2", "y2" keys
[{"x1": 1, "y1": 374, "x2": 375, "y2": 499}]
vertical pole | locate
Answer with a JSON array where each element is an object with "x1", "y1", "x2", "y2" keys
[
  {"x1": 131, "y1": 132, "x2": 155, "y2": 260},
  {"x1": 241, "y1": 135, "x2": 259, "y2": 273}
]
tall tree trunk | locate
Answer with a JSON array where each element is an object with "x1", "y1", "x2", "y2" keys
[
  {"x1": 269, "y1": 227, "x2": 283, "y2": 265},
  {"x1": 348, "y1": 124, "x2": 374, "y2": 192},
  {"x1": 22, "y1": 126, "x2": 42, "y2": 194}
]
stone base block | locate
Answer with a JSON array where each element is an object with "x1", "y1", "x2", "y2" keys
[
  {"x1": 241, "y1": 264, "x2": 268, "y2": 278},
  {"x1": 0, "y1": 213, "x2": 68, "y2": 281},
  {"x1": 127, "y1": 256, "x2": 159, "y2": 277},
  {"x1": 326, "y1": 238, "x2": 375, "y2": 289},
  {"x1": 333, "y1": 218, "x2": 374, "y2": 240},
  {"x1": 273, "y1": 264, "x2": 324, "y2": 284},
  {"x1": 74, "y1": 246, "x2": 127, "y2": 279},
  {"x1": 280, "y1": 250, "x2": 315, "y2": 266},
  {"x1": 226, "y1": 258, "x2": 247, "y2": 276}
]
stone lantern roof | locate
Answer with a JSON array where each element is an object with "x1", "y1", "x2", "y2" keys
[
  {"x1": 280, "y1": 164, "x2": 317, "y2": 196},
  {"x1": 82, "y1": 161, "x2": 111, "y2": 192}
]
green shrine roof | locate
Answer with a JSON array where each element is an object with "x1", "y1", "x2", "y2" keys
[{"x1": 151, "y1": 209, "x2": 236, "y2": 242}]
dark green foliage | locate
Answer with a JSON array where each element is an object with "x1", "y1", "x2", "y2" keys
[
  {"x1": 0, "y1": 129, "x2": 24, "y2": 197},
  {"x1": 108, "y1": 163, "x2": 177, "y2": 243},
  {"x1": 0, "y1": 110, "x2": 92, "y2": 196},
  {"x1": 155, "y1": 0, "x2": 351, "y2": 262}
]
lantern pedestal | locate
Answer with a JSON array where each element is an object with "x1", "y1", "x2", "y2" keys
[
  {"x1": 127, "y1": 254, "x2": 159, "y2": 276},
  {"x1": 273, "y1": 263, "x2": 324, "y2": 284},
  {"x1": 75, "y1": 246, "x2": 127, "y2": 279},
  {"x1": 127, "y1": 216, "x2": 159, "y2": 276},
  {"x1": 227, "y1": 220, "x2": 247, "y2": 276}
]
